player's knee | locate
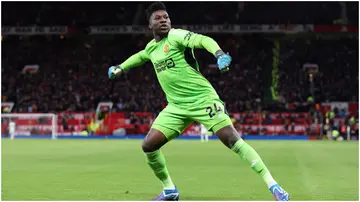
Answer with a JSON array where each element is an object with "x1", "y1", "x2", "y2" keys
[
  {"x1": 223, "y1": 135, "x2": 239, "y2": 148},
  {"x1": 142, "y1": 128, "x2": 169, "y2": 152},
  {"x1": 215, "y1": 125, "x2": 241, "y2": 148},
  {"x1": 142, "y1": 129, "x2": 167, "y2": 152},
  {"x1": 142, "y1": 140, "x2": 156, "y2": 152}
]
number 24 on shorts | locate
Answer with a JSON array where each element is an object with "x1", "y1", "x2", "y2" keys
[{"x1": 206, "y1": 103, "x2": 228, "y2": 118}]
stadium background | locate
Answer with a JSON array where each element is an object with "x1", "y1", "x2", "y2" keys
[
  {"x1": 1, "y1": 2, "x2": 358, "y2": 140},
  {"x1": 1, "y1": 2, "x2": 359, "y2": 201}
]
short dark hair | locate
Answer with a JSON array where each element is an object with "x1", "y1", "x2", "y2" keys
[{"x1": 146, "y1": 2, "x2": 167, "y2": 20}]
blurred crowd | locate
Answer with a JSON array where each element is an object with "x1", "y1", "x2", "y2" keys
[
  {"x1": 2, "y1": 34, "x2": 358, "y2": 114},
  {"x1": 277, "y1": 36, "x2": 358, "y2": 105},
  {"x1": 1, "y1": 2, "x2": 358, "y2": 115}
]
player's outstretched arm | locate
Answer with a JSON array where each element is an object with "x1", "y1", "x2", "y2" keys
[
  {"x1": 200, "y1": 36, "x2": 232, "y2": 72},
  {"x1": 168, "y1": 29, "x2": 232, "y2": 71},
  {"x1": 108, "y1": 50, "x2": 149, "y2": 80}
]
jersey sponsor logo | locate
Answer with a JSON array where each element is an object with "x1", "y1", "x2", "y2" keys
[
  {"x1": 164, "y1": 44, "x2": 169, "y2": 53},
  {"x1": 165, "y1": 58, "x2": 175, "y2": 67},
  {"x1": 154, "y1": 58, "x2": 176, "y2": 73}
]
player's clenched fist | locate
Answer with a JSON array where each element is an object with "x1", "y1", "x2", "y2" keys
[
  {"x1": 215, "y1": 50, "x2": 232, "y2": 72},
  {"x1": 108, "y1": 65, "x2": 123, "y2": 80}
]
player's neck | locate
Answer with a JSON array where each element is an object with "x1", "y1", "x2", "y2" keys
[
  {"x1": 154, "y1": 35, "x2": 164, "y2": 42},
  {"x1": 153, "y1": 32, "x2": 168, "y2": 42}
]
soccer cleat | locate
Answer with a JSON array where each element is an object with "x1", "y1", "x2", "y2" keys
[
  {"x1": 269, "y1": 184, "x2": 290, "y2": 201},
  {"x1": 152, "y1": 187, "x2": 179, "y2": 201}
]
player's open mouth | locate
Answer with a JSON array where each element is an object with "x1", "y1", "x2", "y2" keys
[{"x1": 160, "y1": 25, "x2": 168, "y2": 29}]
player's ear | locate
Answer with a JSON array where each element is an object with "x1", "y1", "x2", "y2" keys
[
  {"x1": 148, "y1": 14, "x2": 153, "y2": 30},
  {"x1": 148, "y1": 19, "x2": 153, "y2": 30}
]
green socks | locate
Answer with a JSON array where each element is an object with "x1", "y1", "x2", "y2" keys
[
  {"x1": 145, "y1": 150, "x2": 175, "y2": 189},
  {"x1": 145, "y1": 140, "x2": 276, "y2": 190},
  {"x1": 231, "y1": 139, "x2": 277, "y2": 188}
]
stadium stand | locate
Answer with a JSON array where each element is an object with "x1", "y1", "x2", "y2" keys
[{"x1": 1, "y1": 2, "x2": 358, "y2": 138}]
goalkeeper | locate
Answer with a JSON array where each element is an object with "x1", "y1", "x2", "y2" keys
[{"x1": 108, "y1": 2, "x2": 289, "y2": 201}]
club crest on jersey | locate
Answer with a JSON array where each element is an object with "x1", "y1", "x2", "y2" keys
[{"x1": 164, "y1": 44, "x2": 169, "y2": 53}]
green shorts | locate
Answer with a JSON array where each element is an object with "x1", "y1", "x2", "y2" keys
[{"x1": 151, "y1": 98, "x2": 233, "y2": 140}]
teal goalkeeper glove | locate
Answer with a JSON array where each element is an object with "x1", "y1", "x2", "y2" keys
[
  {"x1": 108, "y1": 65, "x2": 123, "y2": 80},
  {"x1": 215, "y1": 50, "x2": 232, "y2": 72}
]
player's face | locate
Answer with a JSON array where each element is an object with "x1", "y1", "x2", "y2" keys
[{"x1": 149, "y1": 10, "x2": 171, "y2": 36}]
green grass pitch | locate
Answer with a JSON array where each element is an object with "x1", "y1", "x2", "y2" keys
[{"x1": 2, "y1": 139, "x2": 359, "y2": 200}]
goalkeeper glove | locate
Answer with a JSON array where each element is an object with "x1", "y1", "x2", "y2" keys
[
  {"x1": 215, "y1": 50, "x2": 232, "y2": 72},
  {"x1": 108, "y1": 65, "x2": 123, "y2": 80}
]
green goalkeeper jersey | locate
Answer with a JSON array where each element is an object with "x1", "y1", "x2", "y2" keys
[{"x1": 120, "y1": 28, "x2": 221, "y2": 106}]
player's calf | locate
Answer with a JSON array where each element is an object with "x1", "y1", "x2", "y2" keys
[
  {"x1": 142, "y1": 128, "x2": 177, "y2": 198},
  {"x1": 215, "y1": 125, "x2": 289, "y2": 200}
]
